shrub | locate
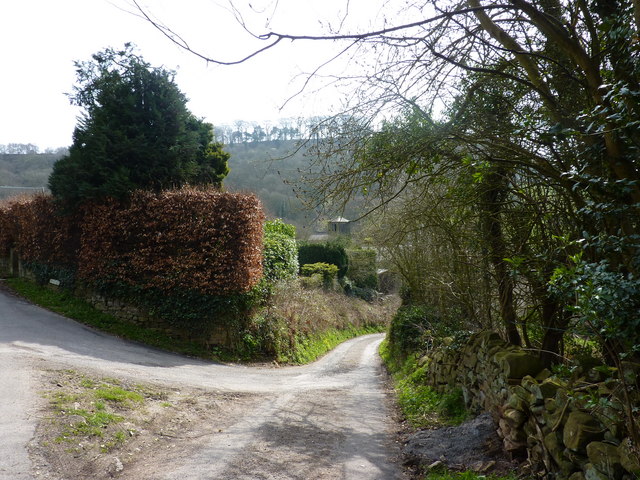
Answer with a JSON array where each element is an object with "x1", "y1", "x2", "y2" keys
[
  {"x1": 349, "y1": 286, "x2": 378, "y2": 302},
  {"x1": 297, "y1": 241, "x2": 349, "y2": 278},
  {"x1": 388, "y1": 304, "x2": 442, "y2": 355},
  {"x1": 300, "y1": 274, "x2": 324, "y2": 290},
  {"x1": 300, "y1": 262, "x2": 338, "y2": 289},
  {"x1": 346, "y1": 248, "x2": 378, "y2": 289},
  {"x1": 264, "y1": 218, "x2": 296, "y2": 238}
]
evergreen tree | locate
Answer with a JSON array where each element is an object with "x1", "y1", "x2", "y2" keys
[{"x1": 49, "y1": 43, "x2": 229, "y2": 207}]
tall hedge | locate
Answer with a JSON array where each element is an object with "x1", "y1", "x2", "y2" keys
[
  {"x1": 262, "y1": 219, "x2": 298, "y2": 284},
  {"x1": 0, "y1": 202, "x2": 14, "y2": 257},
  {"x1": 0, "y1": 195, "x2": 79, "y2": 269},
  {"x1": 297, "y1": 241, "x2": 349, "y2": 278},
  {"x1": 79, "y1": 188, "x2": 264, "y2": 295}
]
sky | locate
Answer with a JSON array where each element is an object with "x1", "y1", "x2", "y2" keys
[{"x1": 0, "y1": 0, "x2": 385, "y2": 149}]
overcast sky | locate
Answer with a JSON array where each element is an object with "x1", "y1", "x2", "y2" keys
[{"x1": 0, "y1": 0, "x2": 385, "y2": 149}]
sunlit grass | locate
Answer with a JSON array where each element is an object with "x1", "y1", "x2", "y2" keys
[
  {"x1": 423, "y1": 470, "x2": 518, "y2": 480},
  {"x1": 94, "y1": 385, "x2": 144, "y2": 405},
  {"x1": 379, "y1": 340, "x2": 469, "y2": 428},
  {"x1": 46, "y1": 371, "x2": 151, "y2": 453}
]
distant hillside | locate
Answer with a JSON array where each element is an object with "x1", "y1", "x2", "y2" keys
[
  {"x1": 224, "y1": 140, "x2": 317, "y2": 232},
  {"x1": 0, "y1": 148, "x2": 66, "y2": 200},
  {"x1": 0, "y1": 141, "x2": 356, "y2": 234}
]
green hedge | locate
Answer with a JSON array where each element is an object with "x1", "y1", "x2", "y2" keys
[
  {"x1": 262, "y1": 219, "x2": 298, "y2": 284},
  {"x1": 297, "y1": 241, "x2": 349, "y2": 278}
]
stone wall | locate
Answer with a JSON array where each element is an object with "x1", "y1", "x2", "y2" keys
[
  {"x1": 1, "y1": 253, "x2": 233, "y2": 347},
  {"x1": 79, "y1": 290, "x2": 231, "y2": 347},
  {"x1": 423, "y1": 332, "x2": 639, "y2": 479}
]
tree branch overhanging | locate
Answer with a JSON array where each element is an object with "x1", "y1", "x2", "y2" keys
[{"x1": 132, "y1": 1, "x2": 516, "y2": 65}]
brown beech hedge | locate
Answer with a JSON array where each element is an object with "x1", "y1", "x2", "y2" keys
[
  {"x1": 0, "y1": 194, "x2": 79, "y2": 267},
  {"x1": 79, "y1": 188, "x2": 264, "y2": 295},
  {"x1": 1, "y1": 188, "x2": 265, "y2": 296}
]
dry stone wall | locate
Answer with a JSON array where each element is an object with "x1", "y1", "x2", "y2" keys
[
  {"x1": 423, "y1": 332, "x2": 639, "y2": 479},
  {"x1": 83, "y1": 291, "x2": 230, "y2": 346}
]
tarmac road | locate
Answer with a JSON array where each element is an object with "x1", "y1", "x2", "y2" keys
[{"x1": 0, "y1": 283, "x2": 405, "y2": 479}]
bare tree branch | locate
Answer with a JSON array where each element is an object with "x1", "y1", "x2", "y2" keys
[{"x1": 132, "y1": 2, "x2": 516, "y2": 65}]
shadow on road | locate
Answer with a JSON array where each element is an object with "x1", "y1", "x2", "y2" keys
[{"x1": 0, "y1": 285, "x2": 214, "y2": 368}]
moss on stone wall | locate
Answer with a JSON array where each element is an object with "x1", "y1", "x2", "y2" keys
[{"x1": 422, "y1": 332, "x2": 639, "y2": 479}]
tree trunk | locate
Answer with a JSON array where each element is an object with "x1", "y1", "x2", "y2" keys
[
  {"x1": 480, "y1": 166, "x2": 522, "y2": 346},
  {"x1": 538, "y1": 297, "x2": 566, "y2": 368}
]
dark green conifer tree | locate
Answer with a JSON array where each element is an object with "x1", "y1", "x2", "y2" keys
[{"x1": 49, "y1": 43, "x2": 229, "y2": 207}]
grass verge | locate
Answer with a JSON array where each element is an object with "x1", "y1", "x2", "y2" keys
[
  {"x1": 379, "y1": 339, "x2": 468, "y2": 428},
  {"x1": 237, "y1": 281, "x2": 398, "y2": 363},
  {"x1": 380, "y1": 340, "x2": 518, "y2": 480},
  {"x1": 279, "y1": 325, "x2": 385, "y2": 364}
]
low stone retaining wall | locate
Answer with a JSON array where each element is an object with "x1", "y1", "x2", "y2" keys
[
  {"x1": 1, "y1": 253, "x2": 232, "y2": 347},
  {"x1": 423, "y1": 332, "x2": 639, "y2": 479},
  {"x1": 82, "y1": 291, "x2": 232, "y2": 346}
]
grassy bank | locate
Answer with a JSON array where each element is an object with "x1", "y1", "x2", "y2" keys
[
  {"x1": 279, "y1": 325, "x2": 385, "y2": 364},
  {"x1": 242, "y1": 282, "x2": 398, "y2": 363},
  {"x1": 379, "y1": 339, "x2": 468, "y2": 428}
]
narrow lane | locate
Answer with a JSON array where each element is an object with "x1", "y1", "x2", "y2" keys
[{"x1": 0, "y1": 285, "x2": 404, "y2": 479}]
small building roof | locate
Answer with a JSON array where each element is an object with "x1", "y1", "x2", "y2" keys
[{"x1": 329, "y1": 217, "x2": 350, "y2": 223}]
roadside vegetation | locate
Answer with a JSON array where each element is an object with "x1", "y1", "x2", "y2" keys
[
  {"x1": 380, "y1": 339, "x2": 468, "y2": 428},
  {"x1": 379, "y1": 304, "x2": 522, "y2": 479},
  {"x1": 380, "y1": 304, "x2": 469, "y2": 427},
  {"x1": 5, "y1": 276, "x2": 394, "y2": 364},
  {"x1": 246, "y1": 280, "x2": 397, "y2": 363},
  {"x1": 380, "y1": 337, "x2": 520, "y2": 480}
]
